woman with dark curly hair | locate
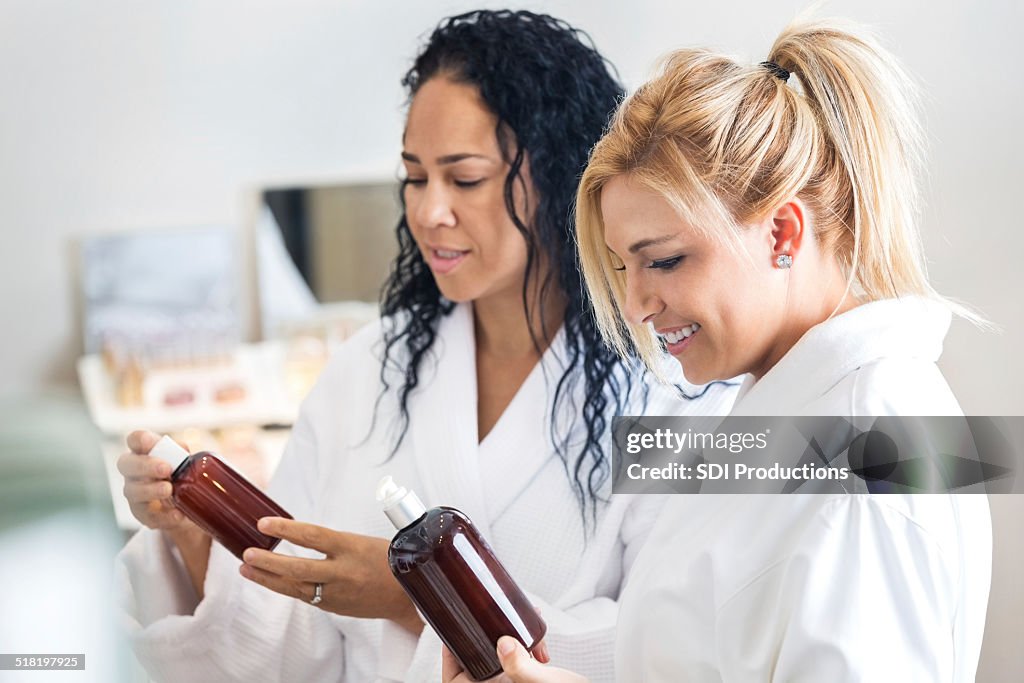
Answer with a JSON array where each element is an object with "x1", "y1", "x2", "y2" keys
[{"x1": 114, "y1": 10, "x2": 736, "y2": 682}]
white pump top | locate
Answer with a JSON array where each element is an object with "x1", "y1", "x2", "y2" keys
[
  {"x1": 148, "y1": 435, "x2": 191, "y2": 470},
  {"x1": 376, "y1": 476, "x2": 427, "y2": 529}
]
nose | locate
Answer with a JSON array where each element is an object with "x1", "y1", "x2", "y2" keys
[
  {"x1": 620, "y1": 271, "x2": 664, "y2": 327},
  {"x1": 412, "y1": 181, "x2": 456, "y2": 230}
]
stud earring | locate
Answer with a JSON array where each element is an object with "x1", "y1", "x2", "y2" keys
[{"x1": 776, "y1": 254, "x2": 793, "y2": 269}]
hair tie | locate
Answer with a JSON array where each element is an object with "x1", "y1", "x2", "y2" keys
[{"x1": 760, "y1": 61, "x2": 790, "y2": 82}]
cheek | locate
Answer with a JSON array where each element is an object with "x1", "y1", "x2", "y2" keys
[
  {"x1": 716, "y1": 285, "x2": 760, "y2": 338},
  {"x1": 403, "y1": 195, "x2": 424, "y2": 240},
  {"x1": 712, "y1": 281, "x2": 777, "y2": 371},
  {"x1": 480, "y1": 238, "x2": 527, "y2": 286},
  {"x1": 477, "y1": 214, "x2": 527, "y2": 268},
  {"x1": 684, "y1": 262, "x2": 756, "y2": 357}
]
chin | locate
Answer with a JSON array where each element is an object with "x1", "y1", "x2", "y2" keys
[
  {"x1": 432, "y1": 280, "x2": 480, "y2": 304},
  {"x1": 676, "y1": 360, "x2": 716, "y2": 387}
]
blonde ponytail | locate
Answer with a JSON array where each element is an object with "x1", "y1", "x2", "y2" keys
[{"x1": 766, "y1": 19, "x2": 929, "y2": 302}]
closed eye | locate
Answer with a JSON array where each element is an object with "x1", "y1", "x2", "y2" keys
[
  {"x1": 454, "y1": 179, "x2": 484, "y2": 188},
  {"x1": 648, "y1": 255, "x2": 684, "y2": 270}
]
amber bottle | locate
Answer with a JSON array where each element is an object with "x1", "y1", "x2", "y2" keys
[
  {"x1": 377, "y1": 476, "x2": 547, "y2": 681},
  {"x1": 150, "y1": 436, "x2": 292, "y2": 559}
]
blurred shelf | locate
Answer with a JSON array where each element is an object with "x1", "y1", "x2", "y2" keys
[{"x1": 77, "y1": 340, "x2": 303, "y2": 435}]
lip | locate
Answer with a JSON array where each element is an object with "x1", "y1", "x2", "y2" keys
[
  {"x1": 665, "y1": 329, "x2": 698, "y2": 355},
  {"x1": 655, "y1": 324, "x2": 699, "y2": 355},
  {"x1": 425, "y1": 246, "x2": 470, "y2": 275}
]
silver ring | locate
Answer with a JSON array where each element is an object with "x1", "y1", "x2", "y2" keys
[{"x1": 310, "y1": 582, "x2": 323, "y2": 606}]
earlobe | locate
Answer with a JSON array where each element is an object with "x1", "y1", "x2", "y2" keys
[{"x1": 770, "y1": 200, "x2": 806, "y2": 268}]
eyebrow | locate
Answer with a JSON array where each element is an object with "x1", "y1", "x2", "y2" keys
[
  {"x1": 401, "y1": 152, "x2": 493, "y2": 165},
  {"x1": 626, "y1": 234, "x2": 678, "y2": 254}
]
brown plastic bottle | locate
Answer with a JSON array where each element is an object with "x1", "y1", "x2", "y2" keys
[
  {"x1": 150, "y1": 435, "x2": 292, "y2": 559},
  {"x1": 377, "y1": 476, "x2": 546, "y2": 681}
]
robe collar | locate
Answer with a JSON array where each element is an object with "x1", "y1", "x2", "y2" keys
[
  {"x1": 733, "y1": 296, "x2": 952, "y2": 415},
  {"x1": 409, "y1": 302, "x2": 568, "y2": 537}
]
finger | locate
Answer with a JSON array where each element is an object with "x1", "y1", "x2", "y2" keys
[
  {"x1": 153, "y1": 504, "x2": 187, "y2": 528},
  {"x1": 532, "y1": 639, "x2": 550, "y2": 664},
  {"x1": 117, "y1": 451, "x2": 173, "y2": 479},
  {"x1": 126, "y1": 430, "x2": 161, "y2": 454},
  {"x1": 441, "y1": 645, "x2": 465, "y2": 681},
  {"x1": 496, "y1": 637, "x2": 551, "y2": 683},
  {"x1": 157, "y1": 507, "x2": 187, "y2": 527},
  {"x1": 257, "y1": 517, "x2": 334, "y2": 553},
  {"x1": 238, "y1": 563, "x2": 315, "y2": 603},
  {"x1": 123, "y1": 480, "x2": 173, "y2": 504},
  {"x1": 130, "y1": 500, "x2": 185, "y2": 529},
  {"x1": 241, "y1": 548, "x2": 333, "y2": 583}
]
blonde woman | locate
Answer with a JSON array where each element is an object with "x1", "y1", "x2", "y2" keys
[{"x1": 444, "y1": 17, "x2": 992, "y2": 683}]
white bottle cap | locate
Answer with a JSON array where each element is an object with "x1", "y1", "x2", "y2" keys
[
  {"x1": 376, "y1": 475, "x2": 427, "y2": 529},
  {"x1": 148, "y1": 435, "x2": 191, "y2": 470}
]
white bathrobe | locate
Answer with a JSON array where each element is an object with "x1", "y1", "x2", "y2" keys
[
  {"x1": 616, "y1": 297, "x2": 992, "y2": 682},
  {"x1": 116, "y1": 302, "x2": 738, "y2": 682}
]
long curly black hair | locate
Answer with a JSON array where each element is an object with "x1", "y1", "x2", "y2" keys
[{"x1": 377, "y1": 9, "x2": 640, "y2": 529}]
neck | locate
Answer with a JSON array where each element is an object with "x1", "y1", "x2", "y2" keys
[
  {"x1": 751, "y1": 261, "x2": 858, "y2": 380},
  {"x1": 473, "y1": 283, "x2": 566, "y2": 358}
]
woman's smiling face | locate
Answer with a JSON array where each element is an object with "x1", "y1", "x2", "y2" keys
[
  {"x1": 401, "y1": 76, "x2": 532, "y2": 306},
  {"x1": 600, "y1": 174, "x2": 785, "y2": 385}
]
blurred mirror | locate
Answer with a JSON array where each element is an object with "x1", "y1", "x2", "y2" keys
[{"x1": 257, "y1": 182, "x2": 401, "y2": 340}]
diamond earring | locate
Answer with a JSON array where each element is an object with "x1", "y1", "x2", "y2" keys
[{"x1": 776, "y1": 254, "x2": 793, "y2": 269}]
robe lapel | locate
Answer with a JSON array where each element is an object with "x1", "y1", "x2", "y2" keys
[
  {"x1": 476, "y1": 325, "x2": 566, "y2": 526},
  {"x1": 408, "y1": 303, "x2": 494, "y2": 540},
  {"x1": 407, "y1": 302, "x2": 570, "y2": 535}
]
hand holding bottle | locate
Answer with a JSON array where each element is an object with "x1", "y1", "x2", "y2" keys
[
  {"x1": 442, "y1": 639, "x2": 569, "y2": 683},
  {"x1": 117, "y1": 430, "x2": 203, "y2": 535},
  {"x1": 118, "y1": 430, "x2": 213, "y2": 599},
  {"x1": 239, "y1": 517, "x2": 423, "y2": 634}
]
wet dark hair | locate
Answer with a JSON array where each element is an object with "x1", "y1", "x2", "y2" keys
[{"x1": 377, "y1": 9, "x2": 638, "y2": 529}]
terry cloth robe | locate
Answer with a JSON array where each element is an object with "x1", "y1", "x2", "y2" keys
[
  {"x1": 116, "y1": 302, "x2": 738, "y2": 682},
  {"x1": 616, "y1": 296, "x2": 992, "y2": 682}
]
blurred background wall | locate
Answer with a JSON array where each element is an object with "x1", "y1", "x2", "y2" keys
[
  {"x1": 1, "y1": 0, "x2": 1021, "y2": 413},
  {"x1": 0, "y1": 1, "x2": 1020, "y2": 680}
]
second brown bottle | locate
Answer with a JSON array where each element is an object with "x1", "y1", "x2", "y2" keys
[{"x1": 377, "y1": 476, "x2": 547, "y2": 681}]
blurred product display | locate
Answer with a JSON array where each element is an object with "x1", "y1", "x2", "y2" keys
[
  {"x1": 74, "y1": 181, "x2": 392, "y2": 533},
  {"x1": 77, "y1": 303, "x2": 378, "y2": 435},
  {"x1": 78, "y1": 308, "x2": 378, "y2": 531}
]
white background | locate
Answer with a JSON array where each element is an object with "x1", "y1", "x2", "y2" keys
[{"x1": 1, "y1": 0, "x2": 1021, "y2": 679}]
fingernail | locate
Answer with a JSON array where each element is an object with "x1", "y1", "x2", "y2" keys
[
  {"x1": 242, "y1": 549, "x2": 255, "y2": 563},
  {"x1": 162, "y1": 483, "x2": 173, "y2": 497},
  {"x1": 239, "y1": 565, "x2": 250, "y2": 579},
  {"x1": 257, "y1": 517, "x2": 273, "y2": 532},
  {"x1": 497, "y1": 637, "x2": 516, "y2": 656}
]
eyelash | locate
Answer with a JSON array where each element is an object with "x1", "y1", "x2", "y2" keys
[
  {"x1": 649, "y1": 256, "x2": 684, "y2": 270},
  {"x1": 612, "y1": 256, "x2": 685, "y2": 272},
  {"x1": 403, "y1": 178, "x2": 484, "y2": 189}
]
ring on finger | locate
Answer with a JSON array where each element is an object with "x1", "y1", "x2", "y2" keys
[{"x1": 310, "y1": 582, "x2": 323, "y2": 606}]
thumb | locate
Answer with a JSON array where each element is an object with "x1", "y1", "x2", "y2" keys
[{"x1": 496, "y1": 636, "x2": 546, "y2": 682}]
